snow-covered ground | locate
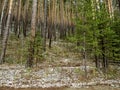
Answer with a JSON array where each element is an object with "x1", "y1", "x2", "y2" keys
[{"x1": 0, "y1": 64, "x2": 120, "y2": 88}]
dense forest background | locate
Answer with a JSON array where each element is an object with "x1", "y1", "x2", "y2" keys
[{"x1": 0, "y1": 0, "x2": 120, "y2": 75}]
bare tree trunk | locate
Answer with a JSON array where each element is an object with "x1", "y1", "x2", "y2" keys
[
  {"x1": 0, "y1": 0, "x2": 8, "y2": 36},
  {"x1": 60, "y1": 0, "x2": 64, "y2": 39},
  {"x1": 53, "y1": 0, "x2": 57, "y2": 40},
  {"x1": 43, "y1": 0, "x2": 47, "y2": 51},
  {"x1": 23, "y1": 0, "x2": 29, "y2": 37},
  {"x1": 26, "y1": 0, "x2": 37, "y2": 67},
  {"x1": 101, "y1": 36, "x2": 108, "y2": 73},
  {"x1": 83, "y1": 31, "x2": 87, "y2": 78},
  {"x1": 17, "y1": 0, "x2": 22, "y2": 38},
  {"x1": 106, "y1": 0, "x2": 114, "y2": 18},
  {"x1": 0, "y1": 0, "x2": 13, "y2": 64},
  {"x1": 118, "y1": 0, "x2": 120, "y2": 10},
  {"x1": 40, "y1": 0, "x2": 44, "y2": 37}
]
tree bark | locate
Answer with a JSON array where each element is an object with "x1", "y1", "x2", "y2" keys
[
  {"x1": 26, "y1": 0, "x2": 37, "y2": 67},
  {"x1": 43, "y1": 0, "x2": 47, "y2": 51},
  {"x1": 0, "y1": 0, "x2": 13, "y2": 64},
  {"x1": 23, "y1": 0, "x2": 29, "y2": 37},
  {"x1": 17, "y1": 0, "x2": 22, "y2": 38},
  {"x1": 0, "y1": 0, "x2": 8, "y2": 36},
  {"x1": 106, "y1": 0, "x2": 114, "y2": 18},
  {"x1": 60, "y1": 0, "x2": 64, "y2": 39}
]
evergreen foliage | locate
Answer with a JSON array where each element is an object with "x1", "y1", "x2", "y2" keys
[{"x1": 67, "y1": 0, "x2": 120, "y2": 72}]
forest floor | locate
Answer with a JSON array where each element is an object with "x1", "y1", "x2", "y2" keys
[{"x1": 0, "y1": 36, "x2": 120, "y2": 88}]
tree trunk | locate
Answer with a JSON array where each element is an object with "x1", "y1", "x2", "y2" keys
[
  {"x1": 60, "y1": 0, "x2": 64, "y2": 39},
  {"x1": 101, "y1": 37, "x2": 108, "y2": 73},
  {"x1": 83, "y1": 31, "x2": 87, "y2": 78},
  {"x1": 26, "y1": 0, "x2": 37, "y2": 67},
  {"x1": 0, "y1": 0, "x2": 8, "y2": 37},
  {"x1": 43, "y1": 0, "x2": 47, "y2": 51},
  {"x1": 106, "y1": 0, "x2": 114, "y2": 18},
  {"x1": 0, "y1": 0, "x2": 13, "y2": 64},
  {"x1": 23, "y1": 0, "x2": 29, "y2": 37},
  {"x1": 17, "y1": 0, "x2": 22, "y2": 38}
]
